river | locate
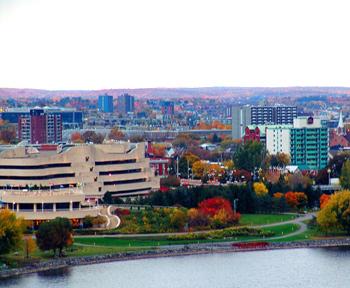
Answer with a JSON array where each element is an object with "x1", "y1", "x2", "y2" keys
[{"x1": 2, "y1": 248, "x2": 350, "y2": 288}]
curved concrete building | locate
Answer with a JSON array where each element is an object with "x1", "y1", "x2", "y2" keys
[{"x1": 0, "y1": 142, "x2": 159, "y2": 223}]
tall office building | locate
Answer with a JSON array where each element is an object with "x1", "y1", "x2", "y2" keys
[
  {"x1": 98, "y1": 94, "x2": 114, "y2": 113},
  {"x1": 117, "y1": 94, "x2": 135, "y2": 115},
  {"x1": 18, "y1": 109, "x2": 62, "y2": 144},
  {"x1": 232, "y1": 105, "x2": 297, "y2": 139},
  {"x1": 290, "y1": 117, "x2": 328, "y2": 170}
]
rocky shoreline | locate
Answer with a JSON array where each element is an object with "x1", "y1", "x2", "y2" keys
[{"x1": 1, "y1": 239, "x2": 350, "y2": 280}]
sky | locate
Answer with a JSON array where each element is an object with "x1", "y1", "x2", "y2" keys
[{"x1": 0, "y1": 0, "x2": 350, "y2": 90}]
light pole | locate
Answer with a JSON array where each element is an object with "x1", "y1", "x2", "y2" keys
[
  {"x1": 233, "y1": 199, "x2": 239, "y2": 216},
  {"x1": 327, "y1": 168, "x2": 331, "y2": 185}
]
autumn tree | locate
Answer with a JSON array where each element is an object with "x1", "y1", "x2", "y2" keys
[
  {"x1": 0, "y1": 209, "x2": 24, "y2": 255},
  {"x1": 36, "y1": 217, "x2": 73, "y2": 257},
  {"x1": 319, "y1": 194, "x2": 331, "y2": 209},
  {"x1": 71, "y1": 132, "x2": 83, "y2": 143},
  {"x1": 317, "y1": 190, "x2": 350, "y2": 234},
  {"x1": 108, "y1": 127, "x2": 124, "y2": 141},
  {"x1": 253, "y1": 182, "x2": 269, "y2": 197},
  {"x1": 192, "y1": 161, "x2": 210, "y2": 178},
  {"x1": 169, "y1": 209, "x2": 188, "y2": 231},
  {"x1": 82, "y1": 131, "x2": 105, "y2": 144},
  {"x1": 340, "y1": 160, "x2": 350, "y2": 189},
  {"x1": 152, "y1": 144, "x2": 166, "y2": 157},
  {"x1": 223, "y1": 159, "x2": 234, "y2": 170},
  {"x1": 0, "y1": 126, "x2": 17, "y2": 144},
  {"x1": 285, "y1": 192, "x2": 308, "y2": 210},
  {"x1": 199, "y1": 197, "x2": 233, "y2": 217},
  {"x1": 24, "y1": 236, "x2": 37, "y2": 258},
  {"x1": 187, "y1": 208, "x2": 210, "y2": 228}
]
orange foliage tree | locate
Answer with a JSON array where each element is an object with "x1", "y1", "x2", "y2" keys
[
  {"x1": 285, "y1": 192, "x2": 308, "y2": 209},
  {"x1": 71, "y1": 132, "x2": 83, "y2": 143},
  {"x1": 320, "y1": 194, "x2": 331, "y2": 209}
]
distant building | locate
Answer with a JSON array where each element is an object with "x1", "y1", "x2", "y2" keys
[
  {"x1": 18, "y1": 109, "x2": 62, "y2": 144},
  {"x1": 161, "y1": 101, "x2": 175, "y2": 117},
  {"x1": 117, "y1": 94, "x2": 134, "y2": 115},
  {"x1": 0, "y1": 107, "x2": 83, "y2": 129},
  {"x1": 98, "y1": 94, "x2": 114, "y2": 113},
  {"x1": 243, "y1": 127, "x2": 261, "y2": 143},
  {"x1": 232, "y1": 105, "x2": 297, "y2": 139}
]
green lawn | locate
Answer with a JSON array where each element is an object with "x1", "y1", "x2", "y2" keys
[
  {"x1": 240, "y1": 214, "x2": 296, "y2": 226},
  {"x1": 74, "y1": 224, "x2": 300, "y2": 247}
]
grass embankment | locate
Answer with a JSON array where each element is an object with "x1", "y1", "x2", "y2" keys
[
  {"x1": 240, "y1": 214, "x2": 296, "y2": 226},
  {"x1": 74, "y1": 224, "x2": 300, "y2": 247}
]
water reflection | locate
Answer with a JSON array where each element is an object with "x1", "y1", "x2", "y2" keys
[{"x1": 2, "y1": 248, "x2": 350, "y2": 288}]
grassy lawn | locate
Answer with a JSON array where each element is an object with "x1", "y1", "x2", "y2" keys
[
  {"x1": 240, "y1": 214, "x2": 296, "y2": 226},
  {"x1": 74, "y1": 224, "x2": 300, "y2": 247}
]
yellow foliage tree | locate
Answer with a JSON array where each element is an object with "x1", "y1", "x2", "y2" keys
[
  {"x1": 253, "y1": 182, "x2": 269, "y2": 197},
  {"x1": 317, "y1": 190, "x2": 350, "y2": 234},
  {"x1": 0, "y1": 209, "x2": 24, "y2": 255},
  {"x1": 192, "y1": 161, "x2": 210, "y2": 178},
  {"x1": 223, "y1": 159, "x2": 234, "y2": 170},
  {"x1": 24, "y1": 237, "x2": 37, "y2": 258}
]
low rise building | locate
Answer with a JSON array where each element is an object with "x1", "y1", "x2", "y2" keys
[{"x1": 0, "y1": 142, "x2": 159, "y2": 223}]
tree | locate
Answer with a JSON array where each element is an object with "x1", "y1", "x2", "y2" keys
[
  {"x1": 187, "y1": 208, "x2": 210, "y2": 228},
  {"x1": 36, "y1": 217, "x2": 73, "y2": 257},
  {"x1": 320, "y1": 194, "x2": 331, "y2": 209},
  {"x1": 285, "y1": 192, "x2": 308, "y2": 210},
  {"x1": 70, "y1": 132, "x2": 83, "y2": 143},
  {"x1": 317, "y1": 190, "x2": 350, "y2": 234},
  {"x1": 82, "y1": 131, "x2": 105, "y2": 144},
  {"x1": 340, "y1": 160, "x2": 350, "y2": 189},
  {"x1": 192, "y1": 161, "x2": 210, "y2": 178},
  {"x1": 169, "y1": 209, "x2": 187, "y2": 231},
  {"x1": 92, "y1": 215, "x2": 107, "y2": 227},
  {"x1": 0, "y1": 209, "x2": 24, "y2": 255},
  {"x1": 0, "y1": 127, "x2": 17, "y2": 144},
  {"x1": 233, "y1": 141, "x2": 265, "y2": 171},
  {"x1": 223, "y1": 159, "x2": 234, "y2": 170},
  {"x1": 198, "y1": 197, "x2": 233, "y2": 217},
  {"x1": 253, "y1": 182, "x2": 268, "y2": 197},
  {"x1": 108, "y1": 127, "x2": 124, "y2": 140},
  {"x1": 24, "y1": 236, "x2": 36, "y2": 258},
  {"x1": 152, "y1": 144, "x2": 166, "y2": 157}
]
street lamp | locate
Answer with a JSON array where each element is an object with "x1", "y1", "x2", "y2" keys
[
  {"x1": 233, "y1": 199, "x2": 239, "y2": 216},
  {"x1": 327, "y1": 168, "x2": 331, "y2": 185}
]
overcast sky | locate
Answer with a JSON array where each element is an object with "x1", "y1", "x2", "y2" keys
[{"x1": 0, "y1": 0, "x2": 349, "y2": 90}]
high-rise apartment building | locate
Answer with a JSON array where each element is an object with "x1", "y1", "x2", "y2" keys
[
  {"x1": 266, "y1": 125, "x2": 292, "y2": 155},
  {"x1": 290, "y1": 117, "x2": 328, "y2": 170},
  {"x1": 18, "y1": 109, "x2": 62, "y2": 144},
  {"x1": 98, "y1": 94, "x2": 114, "y2": 113},
  {"x1": 232, "y1": 105, "x2": 297, "y2": 139},
  {"x1": 117, "y1": 94, "x2": 135, "y2": 115}
]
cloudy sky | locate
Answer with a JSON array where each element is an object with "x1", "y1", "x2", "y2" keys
[{"x1": 0, "y1": 0, "x2": 349, "y2": 90}]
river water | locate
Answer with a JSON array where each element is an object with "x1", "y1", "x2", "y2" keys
[{"x1": 2, "y1": 248, "x2": 350, "y2": 288}]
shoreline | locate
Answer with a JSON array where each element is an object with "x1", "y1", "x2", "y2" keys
[{"x1": 1, "y1": 239, "x2": 350, "y2": 279}]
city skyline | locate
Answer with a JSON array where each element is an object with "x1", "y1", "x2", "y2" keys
[{"x1": 1, "y1": 0, "x2": 350, "y2": 90}]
